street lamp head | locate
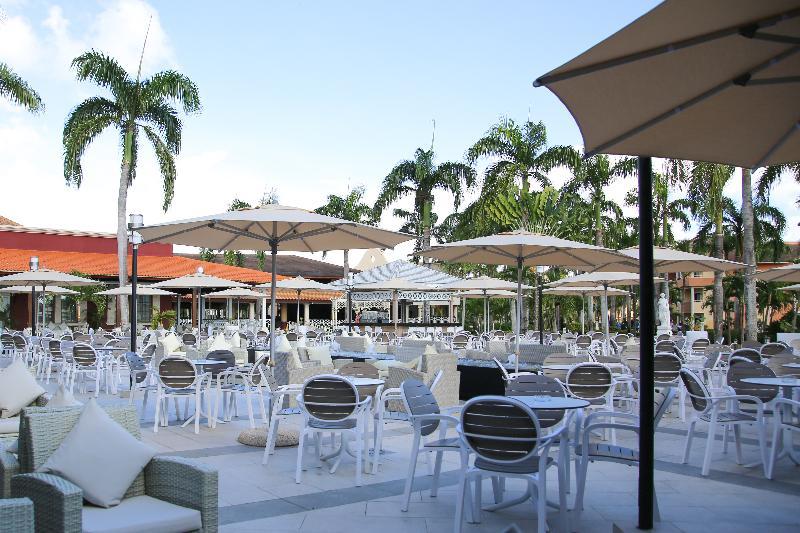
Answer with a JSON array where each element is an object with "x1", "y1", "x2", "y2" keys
[
  {"x1": 29, "y1": 256, "x2": 39, "y2": 272},
  {"x1": 129, "y1": 231, "x2": 143, "y2": 246},
  {"x1": 197, "y1": 266, "x2": 204, "y2": 275},
  {"x1": 128, "y1": 213, "x2": 144, "y2": 230}
]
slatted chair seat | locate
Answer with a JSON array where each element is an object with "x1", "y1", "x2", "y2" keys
[
  {"x1": 699, "y1": 411, "x2": 756, "y2": 423},
  {"x1": 309, "y1": 418, "x2": 357, "y2": 430},
  {"x1": 577, "y1": 443, "x2": 639, "y2": 462},
  {"x1": 474, "y1": 455, "x2": 555, "y2": 474},
  {"x1": 424, "y1": 437, "x2": 460, "y2": 448}
]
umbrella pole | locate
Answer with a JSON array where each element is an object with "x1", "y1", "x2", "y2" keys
[
  {"x1": 602, "y1": 284, "x2": 610, "y2": 355},
  {"x1": 637, "y1": 156, "x2": 655, "y2": 530},
  {"x1": 538, "y1": 274, "x2": 544, "y2": 345},
  {"x1": 269, "y1": 239, "x2": 278, "y2": 363},
  {"x1": 198, "y1": 289, "x2": 203, "y2": 337},
  {"x1": 516, "y1": 256, "x2": 523, "y2": 374},
  {"x1": 30, "y1": 286, "x2": 36, "y2": 336},
  {"x1": 237, "y1": 297, "x2": 241, "y2": 329},
  {"x1": 483, "y1": 293, "x2": 489, "y2": 333},
  {"x1": 461, "y1": 295, "x2": 466, "y2": 330},
  {"x1": 581, "y1": 293, "x2": 586, "y2": 335},
  {"x1": 296, "y1": 289, "x2": 301, "y2": 329}
]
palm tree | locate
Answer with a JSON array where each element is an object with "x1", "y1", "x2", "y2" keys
[
  {"x1": 687, "y1": 162, "x2": 734, "y2": 341},
  {"x1": 374, "y1": 147, "x2": 475, "y2": 259},
  {"x1": 467, "y1": 118, "x2": 578, "y2": 225},
  {"x1": 63, "y1": 51, "x2": 200, "y2": 322},
  {"x1": 315, "y1": 185, "x2": 376, "y2": 279},
  {"x1": 563, "y1": 154, "x2": 636, "y2": 247},
  {"x1": 0, "y1": 62, "x2": 43, "y2": 112}
]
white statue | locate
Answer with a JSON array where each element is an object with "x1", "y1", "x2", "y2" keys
[{"x1": 657, "y1": 293, "x2": 671, "y2": 330}]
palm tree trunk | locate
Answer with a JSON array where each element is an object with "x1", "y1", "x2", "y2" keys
[
  {"x1": 741, "y1": 168, "x2": 758, "y2": 341},
  {"x1": 117, "y1": 152, "x2": 130, "y2": 325},
  {"x1": 713, "y1": 218, "x2": 724, "y2": 342},
  {"x1": 343, "y1": 249, "x2": 349, "y2": 325},
  {"x1": 421, "y1": 199, "x2": 432, "y2": 322}
]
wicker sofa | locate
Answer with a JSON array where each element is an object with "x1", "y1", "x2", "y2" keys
[
  {"x1": 0, "y1": 394, "x2": 49, "y2": 499},
  {"x1": 334, "y1": 335, "x2": 371, "y2": 354},
  {"x1": 386, "y1": 351, "x2": 460, "y2": 409},
  {"x1": 0, "y1": 498, "x2": 33, "y2": 533},
  {"x1": 10, "y1": 405, "x2": 218, "y2": 533}
]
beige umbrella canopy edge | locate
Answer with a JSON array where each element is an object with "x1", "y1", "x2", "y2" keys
[
  {"x1": 755, "y1": 263, "x2": 800, "y2": 282},
  {"x1": 97, "y1": 285, "x2": 176, "y2": 297},
  {"x1": 0, "y1": 285, "x2": 78, "y2": 295}
]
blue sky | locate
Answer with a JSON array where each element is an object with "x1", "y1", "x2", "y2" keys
[{"x1": 1, "y1": 1, "x2": 796, "y2": 262}]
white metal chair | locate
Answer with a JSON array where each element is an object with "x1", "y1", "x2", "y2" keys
[
  {"x1": 767, "y1": 397, "x2": 800, "y2": 479},
  {"x1": 213, "y1": 355, "x2": 270, "y2": 428},
  {"x1": 153, "y1": 357, "x2": 208, "y2": 434},
  {"x1": 69, "y1": 342, "x2": 103, "y2": 397}
]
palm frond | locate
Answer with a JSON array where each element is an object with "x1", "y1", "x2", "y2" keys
[
  {"x1": 71, "y1": 51, "x2": 133, "y2": 99},
  {"x1": 141, "y1": 125, "x2": 177, "y2": 211},
  {"x1": 63, "y1": 97, "x2": 120, "y2": 186},
  {"x1": 140, "y1": 101, "x2": 181, "y2": 152},
  {"x1": 142, "y1": 70, "x2": 201, "y2": 113},
  {"x1": 0, "y1": 62, "x2": 44, "y2": 112}
]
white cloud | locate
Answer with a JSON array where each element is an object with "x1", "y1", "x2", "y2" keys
[{"x1": 0, "y1": 11, "x2": 41, "y2": 69}]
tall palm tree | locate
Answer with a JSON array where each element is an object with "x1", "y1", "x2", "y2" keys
[
  {"x1": 315, "y1": 185, "x2": 376, "y2": 279},
  {"x1": 687, "y1": 162, "x2": 734, "y2": 341},
  {"x1": 741, "y1": 167, "x2": 757, "y2": 341},
  {"x1": 0, "y1": 62, "x2": 43, "y2": 112},
  {"x1": 563, "y1": 154, "x2": 636, "y2": 247},
  {"x1": 374, "y1": 147, "x2": 475, "y2": 259},
  {"x1": 63, "y1": 51, "x2": 200, "y2": 322}
]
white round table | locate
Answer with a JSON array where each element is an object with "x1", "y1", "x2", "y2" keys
[
  {"x1": 509, "y1": 395, "x2": 589, "y2": 410},
  {"x1": 782, "y1": 363, "x2": 800, "y2": 369},
  {"x1": 344, "y1": 377, "x2": 385, "y2": 387}
]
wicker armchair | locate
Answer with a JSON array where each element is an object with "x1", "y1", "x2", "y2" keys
[
  {"x1": 0, "y1": 395, "x2": 49, "y2": 499},
  {"x1": 0, "y1": 498, "x2": 33, "y2": 533},
  {"x1": 10, "y1": 405, "x2": 218, "y2": 533},
  {"x1": 385, "y1": 352, "x2": 460, "y2": 409}
]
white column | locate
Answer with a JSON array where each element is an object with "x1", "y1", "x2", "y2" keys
[
  {"x1": 304, "y1": 303, "x2": 310, "y2": 324},
  {"x1": 248, "y1": 303, "x2": 255, "y2": 320},
  {"x1": 261, "y1": 298, "x2": 267, "y2": 329},
  {"x1": 54, "y1": 295, "x2": 62, "y2": 324}
]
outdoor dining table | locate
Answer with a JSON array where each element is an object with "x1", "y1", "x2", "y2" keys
[
  {"x1": 782, "y1": 363, "x2": 800, "y2": 370},
  {"x1": 177, "y1": 359, "x2": 230, "y2": 429},
  {"x1": 741, "y1": 377, "x2": 800, "y2": 470}
]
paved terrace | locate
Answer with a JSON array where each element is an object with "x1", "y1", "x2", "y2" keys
[{"x1": 40, "y1": 381, "x2": 800, "y2": 532}]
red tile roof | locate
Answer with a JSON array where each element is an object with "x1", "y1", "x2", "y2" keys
[{"x1": 0, "y1": 247, "x2": 279, "y2": 284}]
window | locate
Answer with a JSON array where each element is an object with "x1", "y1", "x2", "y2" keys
[
  {"x1": 693, "y1": 291, "x2": 703, "y2": 302},
  {"x1": 136, "y1": 296, "x2": 153, "y2": 323},
  {"x1": 61, "y1": 297, "x2": 78, "y2": 323}
]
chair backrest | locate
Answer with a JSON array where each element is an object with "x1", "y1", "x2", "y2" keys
[
  {"x1": 301, "y1": 375, "x2": 359, "y2": 421},
  {"x1": 249, "y1": 354, "x2": 271, "y2": 386},
  {"x1": 401, "y1": 379, "x2": 441, "y2": 436},
  {"x1": 157, "y1": 357, "x2": 198, "y2": 390},
  {"x1": 653, "y1": 353, "x2": 682, "y2": 385},
  {"x1": 741, "y1": 339, "x2": 763, "y2": 350},
  {"x1": 655, "y1": 340, "x2": 676, "y2": 353},
  {"x1": 286, "y1": 332, "x2": 298, "y2": 342},
  {"x1": 691, "y1": 338, "x2": 710, "y2": 353},
  {"x1": 653, "y1": 387, "x2": 677, "y2": 427},
  {"x1": 206, "y1": 349, "x2": 236, "y2": 377},
  {"x1": 460, "y1": 396, "x2": 543, "y2": 464},
  {"x1": 727, "y1": 360, "x2": 779, "y2": 404},
  {"x1": 338, "y1": 361, "x2": 380, "y2": 379},
  {"x1": 492, "y1": 357, "x2": 511, "y2": 381},
  {"x1": 565, "y1": 363, "x2": 613, "y2": 400},
  {"x1": 591, "y1": 332, "x2": 605, "y2": 341},
  {"x1": 504, "y1": 374, "x2": 565, "y2": 428},
  {"x1": 124, "y1": 352, "x2": 149, "y2": 384},
  {"x1": 451, "y1": 333, "x2": 469, "y2": 349},
  {"x1": 140, "y1": 343, "x2": 156, "y2": 363},
  {"x1": 182, "y1": 333, "x2": 197, "y2": 346},
  {"x1": 72, "y1": 343, "x2": 97, "y2": 367},
  {"x1": 679, "y1": 368, "x2": 711, "y2": 413},
  {"x1": 656, "y1": 333, "x2": 671, "y2": 342},
  {"x1": 47, "y1": 339, "x2": 62, "y2": 357},
  {"x1": 12, "y1": 335, "x2": 27, "y2": 350},
  {"x1": 730, "y1": 348, "x2": 761, "y2": 364},
  {"x1": 575, "y1": 335, "x2": 592, "y2": 348},
  {"x1": 761, "y1": 342, "x2": 789, "y2": 357},
  {"x1": 0, "y1": 333, "x2": 14, "y2": 348}
]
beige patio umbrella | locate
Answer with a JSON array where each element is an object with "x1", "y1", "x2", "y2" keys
[
  {"x1": 755, "y1": 263, "x2": 800, "y2": 283},
  {"x1": 781, "y1": 283, "x2": 800, "y2": 331},
  {"x1": 352, "y1": 278, "x2": 441, "y2": 331},
  {"x1": 457, "y1": 289, "x2": 518, "y2": 332},
  {"x1": 442, "y1": 276, "x2": 533, "y2": 333},
  {"x1": 257, "y1": 276, "x2": 340, "y2": 327},
  {"x1": 421, "y1": 231, "x2": 636, "y2": 371},
  {"x1": 152, "y1": 269, "x2": 246, "y2": 335},
  {"x1": 543, "y1": 285, "x2": 629, "y2": 334},
  {"x1": 532, "y1": 2, "x2": 800, "y2": 525},
  {"x1": 138, "y1": 205, "x2": 411, "y2": 360},
  {"x1": 97, "y1": 285, "x2": 177, "y2": 296},
  {"x1": 619, "y1": 246, "x2": 748, "y2": 273},
  {"x1": 204, "y1": 287, "x2": 268, "y2": 328},
  {"x1": 0, "y1": 285, "x2": 78, "y2": 295},
  {"x1": 0, "y1": 267, "x2": 100, "y2": 335}
]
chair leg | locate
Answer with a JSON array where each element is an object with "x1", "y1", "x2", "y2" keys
[
  {"x1": 573, "y1": 453, "x2": 589, "y2": 524},
  {"x1": 702, "y1": 419, "x2": 717, "y2": 476},
  {"x1": 682, "y1": 420, "x2": 696, "y2": 464},
  {"x1": 153, "y1": 393, "x2": 161, "y2": 433},
  {"x1": 194, "y1": 391, "x2": 201, "y2": 434},
  {"x1": 295, "y1": 430, "x2": 306, "y2": 484},
  {"x1": 245, "y1": 390, "x2": 255, "y2": 429},
  {"x1": 431, "y1": 451, "x2": 444, "y2": 498},
  {"x1": 355, "y1": 428, "x2": 363, "y2": 487},
  {"x1": 536, "y1": 474, "x2": 548, "y2": 533},
  {"x1": 557, "y1": 457, "x2": 568, "y2": 532},
  {"x1": 401, "y1": 433, "x2": 421, "y2": 512},
  {"x1": 733, "y1": 424, "x2": 743, "y2": 465},
  {"x1": 453, "y1": 471, "x2": 467, "y2": 533},
  {"x1": 263, "y1": 417, "x2": 279, "y2": 465},
  {"x1": 767, "y1": 417, "x2": 782, "y2": 480},
  {"x1": 471, "y1": 475, "x2": 482, "y2": 524}
]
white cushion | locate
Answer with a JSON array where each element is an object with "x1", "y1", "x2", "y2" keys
[
  {"x1": 38, "y1": 399, "x2": 155, "y2": 508},
  {"x1": 423, "y1": 344, "x2": 438, "y2": 356},
  {"x1": 0, "y1": 359, "x2": 45, "y2": 418},
  {"x1": 288, "y1": 348, "x2": 303, "y2": 370},
  {"x1": 209, "y1": 334, "x2": 231, "y2": 352},
  {"x1": 47, "y1": 385, "x2": 82, "y2": 408},
  {"x1": 306, "y1": 345, "x2": 332, "y2": 367},
  {"x1": 159, "y1": 334, "x2": 182, "y2": 354},
  {"x1": 231, "y1": 332, "x2": 242, "y2": 348},
  {"x1": 82, "y1": 495, "x2": 202, "y2": 533},
  {"x1": 0, "y1": 416, "x2": 20, "y2": 434}
]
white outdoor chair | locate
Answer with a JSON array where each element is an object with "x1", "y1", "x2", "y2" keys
[
  {"x1": 69, "y1": 342, "x2": 103, "y2": 397},
  {"x1": 214, "y1": 355, "x2": 271, "y2": 428},
  {"x1": 153, "y1": 357, "x2": 209, "y2": 435},
  {"x1": 767, "y1": 397, "x2": 800, "y2": 479}
]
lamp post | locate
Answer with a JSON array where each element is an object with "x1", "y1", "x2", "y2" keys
[
  {"x1": 128, "y1": 214, "x2": 143, "y2": 353},
  {"x1": 537, "y1": 265, "x2": 546, "y2": 344},
  {"x1": 29, "y1": 256, "x2": 39, "y2": 335},
  {"x1": 346, "y1": 272, "x2": 354, "y2": 332}
]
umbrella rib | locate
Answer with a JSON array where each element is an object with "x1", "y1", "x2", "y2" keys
[
  {"x1": 484, "y1": 245, "x2": 519, "y2": 261},
  {"x1": 277, "y1": 222, "x2": 304, "y2": 241},
  {"x1": 280, "y1": 225, "x2": 337, "y2": 244},
  {"x1": 753, "y1": 120, "x2": 800, "y2": 169},
  {"x1": 218, "y1": 222, "x2": 256, "y2": 250},
  {"x1": 211, "y1": 222, "x2": 269, "y2": 248},
  {"x1": 586, "y1": 44, "x2": 800, "y2": 158},
  {"x1": 140, "y1": 223, "x2": 206, "y2": 245},
  {"x1": 533, "y1": 7, "x2": 800, "y2": 86},
  {"x1": 334, "y1": 226, "x2": 400, "y2": 249},
  {"x1": 254, "y1": 221, "x2": 272, "y2": 239}
]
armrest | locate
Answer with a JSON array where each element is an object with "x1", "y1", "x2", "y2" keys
[
  {"x1": 11, "y1": 472, "x2": 82, "y2": 533},
  {"x1": 145, "y1": 456, "x2": 218, "y2": 533},
  {"x1": 411, "y1": 413, "x2": 460, "y2": 428},
  {"x1": 582, "y1": 410, "x2": 639, "y2": 427},
  {"x1": 0, "y1": 498, "x2": 34, "y2": 533},
  {"x1": 0, "y1": 448, "x2": 20, "y2": 498}
]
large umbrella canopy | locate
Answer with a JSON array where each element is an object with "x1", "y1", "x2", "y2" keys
[
  {"x1": 97, "y1": 285, "x2": 176, "y2": 296},
  {"x1": 619, "y1": 246, "x2": 747, "y2": 273},
  {"x1": 138, "y1": 205, "x2": 411, "y2": 359},
  {"x1": 755, "y1": 263, "x2": 800, "y2": 282},
  {"x1": 422, "y1": 230, "x2": 637, "y2": 271},
  {"x1": 203, "y1": 288, "x2": 267, "y2": 299},
  {"x1": 421, "y1": 231, "x2": 637, "y2": 370},
  {"x1": 547, "y1": 271, "x2": 653, "y2": 288},
  {"x1": 0, "y1": 269, "x2": 100, "y2": 287},
  {"x1": 533, "y1": 0, "x2": 800, "y2": 168},
  {"x1": 458, "y1": 289, "x2": 518, "y2": 298},
  {"x1": 150, "y1": 271, "x2": 247, "y2": 289},
  {"x1": 440, "y1": 275, "x2": 533, "y2": 291},
  {"x1": 352, "y1": 279, "x2": 439, "y2": 291},
  {"x1": 781, "y1": 283, "x2": 800, "y2": 291},
  {"x1": 0, "y1": 285, "x2": 78, "y2": 295},
  {"x1": 266, "y1": 276, "x2": 339, "y2": 291}
]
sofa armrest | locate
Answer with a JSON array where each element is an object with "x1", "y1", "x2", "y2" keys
[
  {"x1": 0, "y1": 448, "x2": 20, "y2": 498},
  {"x1": 145, "y1": 456, "x2": 218, "y2": 533},
  {"x1": 0, "y1": 498, "x2": 34, "y2": 533},
  {"x1": 11, "y1": 473, "x2": 82, "y2": 533}
]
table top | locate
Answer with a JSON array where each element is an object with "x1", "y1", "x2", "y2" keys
[
  {"x1": 193, "y1": 359, "x2": 229, "y2": 366},
  {"x1": 542, "y1": 364, "x2": 574, "y2": 371},
  {"x1": 509, "y1": 395, "x2": 590, "y2": 410},
  {"x1": 95, "y1": 346, "x2": 128, "y2": 351},
  {"x1": 344, "y1": 377, "x2": 385, "y2": 386},
  {"x1": 741, "y1": 377, "x2": 800, "y2": 387},
  {"x1": 782, "y1": 363, "x2": 800, "y2": 369}
]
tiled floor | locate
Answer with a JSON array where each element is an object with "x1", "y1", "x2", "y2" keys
[{"x1": 30, "y1": 378, "x2": 800, "y2": 532}]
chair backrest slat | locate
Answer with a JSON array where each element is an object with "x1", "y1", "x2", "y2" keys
[
  {"x1": 158, "y1": 357, "x2": 197, "y2": 389},
  {"x1": 460, "y1": 397, "x2": 542, "y2": 464},
  {"x1": 401, "y1": 379, "x2": 441, "y2": 436},
  {"x1": 566, "y1": 363, "x2": 612, "y2": 400},
  {"x1": 505, "y1": 374, "x2": 565, "y2": 428},
  {"x1": 302, "y1": 376, "x2": 358, "y2": 421}
]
